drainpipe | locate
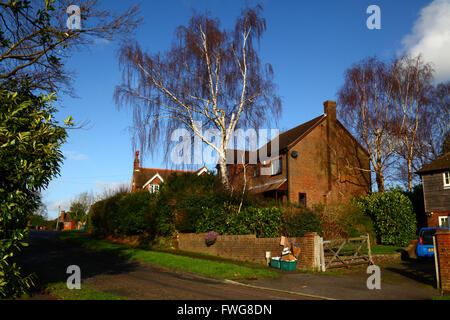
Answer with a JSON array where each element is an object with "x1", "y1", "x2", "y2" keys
[{"x1": 286, "y1": 151, "x2": 289, "y2": 202}]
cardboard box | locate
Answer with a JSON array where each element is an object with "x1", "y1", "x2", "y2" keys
[
  {"x1": 292, "y1": 243, "x2": 300, "y2": 259},
  {"x1": 281, "y1": 253, "x2": 296, "y2": 261},
  {"x1": 280, "y1": 236, "x2": 289, "y2": 248}
]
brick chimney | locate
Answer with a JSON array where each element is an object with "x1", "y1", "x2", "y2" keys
[
  {"x1": 323, "y1": 100, "x2": 336, "y2": 122},
  {"x1": 134, "y1": 151, "x2": 140, "y2": 170}
]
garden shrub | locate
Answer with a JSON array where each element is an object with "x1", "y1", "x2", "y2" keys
[
  {"x1": 321, "y1": 202, "x2": 374, "y2": 241},
  {"x1": 88, "y1": 191, "x2": 155, "y2": 237},
  {"x1": 115, "y1": 191, "x2": 156, "y2": 235},
  {"x1": 354, "y1": 188, "x2": 417, "y2": 246},
  {"x1": 279, "y1": 204, "x2": 323, "y2": 237},
  {"x1": 195, "y1": 204, "x2": 282, "y2": 238},
  {"x1": 152, "y1": 172, "x2": 231, "y2": 236}
]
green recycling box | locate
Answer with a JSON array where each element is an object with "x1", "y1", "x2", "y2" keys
[
  {"x1": 270, "y1": 257, "x2": 281, "y2": 269},
  {"x1": 280, "y1": 260, "x2": 297, "y2": 271}
]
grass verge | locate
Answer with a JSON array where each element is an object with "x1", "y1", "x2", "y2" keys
[
  {"x1": 46, "y1": 282, "x2": 125, "y2": 300},
  {"x1": 59, "y1": 231, "x2": 279, "y2": 280},
  {"x1": 371, "y1": 245, "x2": 405, "y2": 255},
  {"x1": 432, "y1": 295, "x2": 450, "y2": 300}
]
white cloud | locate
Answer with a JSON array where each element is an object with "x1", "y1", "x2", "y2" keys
[
  {"x1": 46, "y1": 199, "x2": 71, "y2": 219},
  {"x1": 63, "y1": 151, "x2": 88, "y2": 161},
  {"x1": 401, "y1": 0, "x2": 450, "y2": 82},
  {"x1": 94, "y1": 181, "x2": 130, "y2": 199}
]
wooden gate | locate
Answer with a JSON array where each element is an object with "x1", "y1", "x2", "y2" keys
[{"x1": 320, "y1": 234, "x2": 373, "y2": 271}]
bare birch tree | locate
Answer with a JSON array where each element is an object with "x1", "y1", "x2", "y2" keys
[
  {"x1": 114, "y1": 5, "x2": 281, "y2": 190},
  {"x1": 338, "y1": 57, "x2": 399, "y2": 193},
  {"x1": 391, "y1": 55, "x2": 434, "y2": 191}
]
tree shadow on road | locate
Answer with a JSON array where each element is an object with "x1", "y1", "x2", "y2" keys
[
  {"x1": 15, "y1": 231, "x2": 140, "y2": 294},
  {"x1": 384, "y1": 258, "x2": 437, "y2": 288}
]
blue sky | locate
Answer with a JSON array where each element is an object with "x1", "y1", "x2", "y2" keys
[{"x1": 43, "y1": 0, "x2": 450, "y2": 219}]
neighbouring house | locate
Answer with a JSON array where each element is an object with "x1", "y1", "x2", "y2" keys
[
  {"x1": 225, "y1": 100, "x2": 371, "y2": 206},
  {"x1": 55, "y1": 211, "x2": 86, "y2": 231},
  {"x1": 417, "y1": 152, "x2": 450, "y2": 228},
  {"x1": 131, "y1": 151, "x2": 209, "y2": 192},
  {"x1": 56, "y1": 211, "x2": 76, "y2": 230}
]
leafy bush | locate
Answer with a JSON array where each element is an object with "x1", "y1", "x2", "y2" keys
[
  {"x1": 115, "y1": 191, "x2": 156, "y2": 235},
  {"x1": 354, "y1": 188, "x2": 417, "y2": 246},
  {"x1": 151, "y1": 173, "x2": 230, "y2": 236},
  {"x1": 321, "y1": 202, "x2": 374, "y2": 240},
  {"x1": 196, "y1": 204, "x2": 282, "y2": 238},
  {"x1": 88, "y1": 191, "x2": 156, "y2": 237},
  {"x1": 1, "y1": 83, "x2": 70, "y2": 298},
  {"x1": 279, "y1": 204, "x2": 323, "y2": 237}
]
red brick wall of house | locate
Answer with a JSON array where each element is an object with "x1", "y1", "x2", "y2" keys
[
  {"x1": 427, "y1": 211, "x2": 450, "y2": 228},
  {"x1": 287, "y1": 119, "x2": 370, "y2": 207},
  {"x1": 436, "y1": 229, "x2": 450, "y2": 293},
  {"x1": 226, "y1": 102, "x2": 371, "y2": 207},
  {"x1": 177, "y1": 233, "x2": 318, "y2": 270}
]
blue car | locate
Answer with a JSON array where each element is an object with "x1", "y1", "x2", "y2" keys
[{"x1": 416, "y1": 227, "x2": 450, "y2": 258}]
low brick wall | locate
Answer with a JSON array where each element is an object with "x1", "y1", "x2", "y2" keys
[
  {"x1": 177, "y1": 232, "x2": 319, "y2": 270},
  {"x1": 436, "y1": 229, "x2": 450, "y2": 293}
]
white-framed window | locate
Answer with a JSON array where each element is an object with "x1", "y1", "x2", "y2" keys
[
  {"x1": 149, "y1": 184, "x2": 160, "y2": 193},
  {"x1": 439, "y1": 216, "x2": 450, "y2": 227},
  {"x1": 444, "y1": 171, "x2": 450, "y2": 189},
  {"x1": 271, "y1": 157, "x2": 282, "y2": 176}
]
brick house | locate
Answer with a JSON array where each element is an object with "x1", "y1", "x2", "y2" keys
[
  {"x1": 55, "y1": 211, "x2": 86, "y2": 230},
  {"x1": 417, "y1": 152, "x2": 450, "y2": 227},
  {"x1": 131, "y1": 151, "x2": 208, "y2": 192},
  {"x1": 225, "y1": 100, "x2": 371, "y2": 206},
  {"x1": 56, "y1": 211, "x2": 76, "y2": 230}
]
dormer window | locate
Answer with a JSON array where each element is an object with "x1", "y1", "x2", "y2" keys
[{"x1": 444, "y1": 171, "x2": 450, "y2": 189}]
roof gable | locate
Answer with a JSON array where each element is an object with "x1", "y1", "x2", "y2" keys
[
  {"x1": 417, "y1": 152, "x2": 450, "y2": 175},
  {"x1": 133, "y1": 167, "x2": 208, "y2": 189}
]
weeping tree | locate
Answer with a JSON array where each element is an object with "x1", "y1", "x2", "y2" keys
[
  {"x1": 114, "y1": 5, "x2": 281, "y2": 189},
  {"x1": 338, "y1": 57, "x2": 399, "y2": 193},
  {"x1": 390, "y1": 55, "x2": 434, "y2": 191}
]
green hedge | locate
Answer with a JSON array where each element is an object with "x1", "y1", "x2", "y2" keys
[
  {"x1": 87, "y1": 173, "x2": 324, "y2": 239},
  {"x1": 195, "y1": 205, "x2": 283, "y2": 238},
  {"x1": 354, "y1": 188, "x2": 416, "y2": 246},
  {"x1": 279, "y1": 204, "x2": 323, "y2": 237},
  {"x1": 88, "y1": 191, "x2": 156, "y2": 236}
]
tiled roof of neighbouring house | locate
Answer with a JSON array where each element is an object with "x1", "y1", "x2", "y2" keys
[
  {"x1": 417, "y1": 152, "x2": 450, "y2": 174},
  {"x1": 133, "y1": 167, "x2": 205, "y2": 189}
]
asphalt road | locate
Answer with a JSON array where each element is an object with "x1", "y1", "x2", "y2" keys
[{"x1": 17, "y1": 231, "x2": 317, "y2": 300}]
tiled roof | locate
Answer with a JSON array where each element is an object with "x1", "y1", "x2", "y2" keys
[
  {"x1": 133, "y1": 167, "x2": 205, "y2": 189},
  {"x1": 266, "y1": 115, "x2": 326, "y2": 153},
  {"x1": 417, "y1": 152, "x2": 450, "y2": 175},
  {"x1": 226, "y1": 115, "x2": 326, "y2": 163}
]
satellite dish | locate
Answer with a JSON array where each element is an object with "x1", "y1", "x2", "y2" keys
[{"x1": 291, "y1": 151, "x2": 298, "y2": 158}]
